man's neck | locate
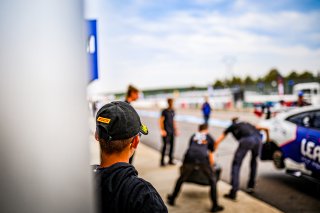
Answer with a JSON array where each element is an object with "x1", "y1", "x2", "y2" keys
[
  {"x1": 199, "y1": 130, "x2": 208, "y2": 134},
  {"x1": 100, "y1": 152, "x2": 130, "y2": 168}
]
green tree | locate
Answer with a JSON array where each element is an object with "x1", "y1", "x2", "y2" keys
[
  {"x1": 244, "y1": 76, "x2": 254, "y2": 85},
  {"x1": 263, "y1": 68, "x2": 281, "y2": 83},
  {"x1": 213, "y1": 80, "x2": 224, "y2": 88},
  {"x1": 230, "y1": 76, "x2": 242, "y2": 86},
  {"x1": 224, "y1": 78, "x2": 232, "y2": 87},
  {"x1": 286, "y1": 71, "x2": 299, "y2": 80},
  {"x1": 299, "y1": 71, "x2": 314, "y2": 80}
]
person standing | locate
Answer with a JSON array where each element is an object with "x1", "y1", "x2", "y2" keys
[
  {"x1": 296, "y1": 91, "x2": 311, "y2": 107},
  {"x1": 159, "y1": 98, "x2": 178, "y2": 166},
  {"x1": 125, "y1": 84, "x2": 140, "y2": 164},
  {"x1": 202, "y1": 97, "x2": 212, "y2": 125},
  {"x1": 167, "y1": 124, "x2": 224, "y2": 212},
  {"x1": 125, "y1": 85, "x2": 140, "y2": 104},
  {"x1": 94, "y1": 101, "x2": 167, "y2": 213},
  {"x1": 215, "y1": 117, "x2": 269, "y2": 200}
]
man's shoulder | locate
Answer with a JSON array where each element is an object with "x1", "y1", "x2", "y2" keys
[
  {"x1": 129, "y1": 177, "x2": 168, "y2": 212},
  {"x1": 224, "y1": 123, "x2": 234, "y2": 132},
  {"x1": 206, "y1": 133, "x2": 215, "y2": 141},
  {"x1": 132, "y1": 177, "x2": 166, "y2": 203},
  {"x1": 161, "y1": 108, "x2": 168, "y2": 114},
  {"x1": 161, "y1": 108, "x2": 174, "y2": 114},
  {"x1": 239, "y1": 122, "x2": 255, "y2": 129},
  {"x1": 134, "y1": 177, "x2": 158, "y2": 192},
  {"x1": 96, "y1": 167, "x2": 167, "y2": 213}
]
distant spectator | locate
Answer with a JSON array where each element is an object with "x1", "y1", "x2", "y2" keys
[
  {"x1": 202, "y1": 97, "x2": 212, "y2": 125},
  {"x1": 264, "y1": 103, "x2": 271, "y2": 120},
  {"x1": 296, "y1": 91, "x2": 311, "y2": 107},
  {"x1": 125, "y1": 84, "x2": 140, "y2": 104},
  {"x1": 159, "y1": 98, "x2": 178, "y2": 166},
  {"x1": 253, "y1": 103, "x2": 271, "y2": 119},
  {"x1": 125, "y1": 84, "x2": 140, "y2": 164}
]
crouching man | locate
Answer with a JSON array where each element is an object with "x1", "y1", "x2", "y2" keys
[
  {"x1": 167, "y1": 124, "x2": 224, "y2": 212},
  {"x1": 94, "y1": 101, "x2": 168, "y2": 213}
]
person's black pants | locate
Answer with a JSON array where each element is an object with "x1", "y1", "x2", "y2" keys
[
  {"x1": 230, "y1": 135, "x2": 261, "y2": 196},
  {"x1": 161, "y1": 133, "x2": 174, "y2": 164},
  {"x1": 171, "y1": 163, "x2": 218, "y2": 206},
  {"x1": 204, "y1": 114, "x2": 210, "y2": 124}
]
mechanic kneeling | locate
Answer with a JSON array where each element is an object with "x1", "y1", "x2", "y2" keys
[{"x1": 167, "y1": 124, "x2": 224, "y2": 212}]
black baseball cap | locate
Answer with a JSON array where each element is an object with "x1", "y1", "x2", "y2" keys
[{"x1": 96, "y1": 101, "x2": 148, "y2": 142}]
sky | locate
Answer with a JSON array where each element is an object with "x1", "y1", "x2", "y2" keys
[{"x1": 85, "y1": 0, "x2": 320, "y2": 94}]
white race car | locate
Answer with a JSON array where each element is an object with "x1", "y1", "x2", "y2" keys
[{"x1": 259, "y1": 106, "x2": 320, "y2": 180}]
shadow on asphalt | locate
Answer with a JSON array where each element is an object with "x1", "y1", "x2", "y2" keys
[
  {"x1": 259, "y1": 173, "x2": 320, "y2": 199},
  {"x1": 252, "y1": 173, "x2": 320, "y2": 212}
]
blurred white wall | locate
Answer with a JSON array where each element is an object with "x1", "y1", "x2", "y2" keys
[{"x1": 0, "y1": 1, "x2": 94, "y2": 212}]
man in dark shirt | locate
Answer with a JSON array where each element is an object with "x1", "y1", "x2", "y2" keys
[
  {"x1": 167, "y1": 124, "x2": 224, "y2": 212},
  {"x1": 94, "y1": 101, "x2": 168, "y2": 213},
  {"x1": 215, "y1": 117, "x2": 269, "y2": 200},
  {"x1": 159, "y1": 98, "x2": 178, "y2": 166}
]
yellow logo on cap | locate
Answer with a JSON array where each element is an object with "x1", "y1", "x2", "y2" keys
[
  {"x1": 141, "y1": 124, "x2": 148, "y2": 134},
  {"x1": 97, "y1": 116, "x2": 111, "y2": 124}
]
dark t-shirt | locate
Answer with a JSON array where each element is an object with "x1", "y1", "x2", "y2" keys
[
  {"x1": 161, "y1": 108, "x2": 175, "y2": 134},
  {"x1": 183, "y1": 133, "x2": 215, "y2": 164},
  {"x1": 95, "y1": 162, "x2": 167, "y2": 213},
  {"x1": 224, "y1": 122, "x2": 259, "y2": 140}
]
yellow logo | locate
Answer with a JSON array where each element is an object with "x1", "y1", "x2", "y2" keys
[
  {"x1": 141, "y1": 124, "x2": 148, "y2": 134},
  {"x1": 97, "y1": 116, "x2": 111, "y2": 124}
]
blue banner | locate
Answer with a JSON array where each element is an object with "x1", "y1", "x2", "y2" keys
[{"x1": 86, "y1": 20, "x2": 99, "y2": 82}]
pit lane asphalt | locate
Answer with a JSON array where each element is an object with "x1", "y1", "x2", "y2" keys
[{"x1": 139, "y1": 110, "x2": 320, "y2": 213}]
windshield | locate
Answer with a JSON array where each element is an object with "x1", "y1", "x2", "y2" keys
[{"x1": 301, "y1": 89, "x2": 311, "y2": 94}]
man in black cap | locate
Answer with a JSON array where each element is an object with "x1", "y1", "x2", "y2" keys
[
  {"x1": 215, "y1": 117, "x2": 269, "y2": 200},
  {"x1": 94, "y1": 101, "x2": 168, "y2": 213}
]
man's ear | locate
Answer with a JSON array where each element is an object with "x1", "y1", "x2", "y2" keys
[
  {"x1": 131, "y1": 135, "x2": 140, "y2": 149},
  {"x1": 95, "y1": 131, "x2": 99, "y2": 141}
]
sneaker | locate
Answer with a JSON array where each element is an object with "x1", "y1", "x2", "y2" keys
[
  {"x1": 211, "y1": 205, "x2": 224, "y2": 212},
  {"x1": 167, "y1": 194, "x2": 175, "y2": 206},
  {"x1": 224, "y1": 193, "x2": 236, "y2": 201},
  {"x1": 246, "y1": 187, "x2": 255, "y2": 194}
]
